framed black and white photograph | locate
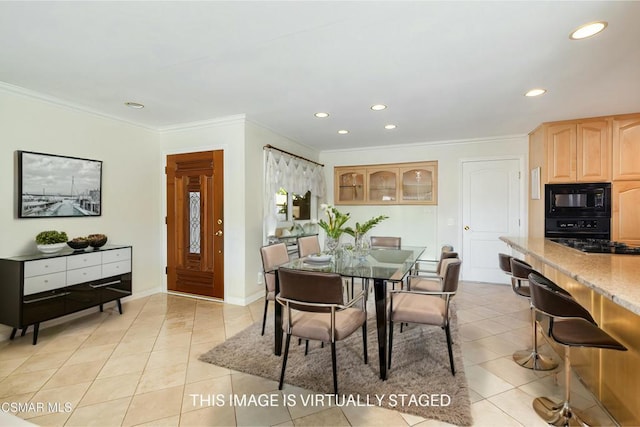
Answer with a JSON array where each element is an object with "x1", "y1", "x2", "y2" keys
[{"x1": 18, "y1": 150, "x2": 102, "y2": 218}]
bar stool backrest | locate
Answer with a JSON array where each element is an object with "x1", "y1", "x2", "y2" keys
[{"x1": 528, "y1": 272, "x2": 595, "y2": 324}]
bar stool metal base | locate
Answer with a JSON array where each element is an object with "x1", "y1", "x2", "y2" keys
[
  {"x1": 533, "y1": 396, "x2": 590, "y2": 427},
  {"x1": 513, "y1": 349, "x2": 558, "y2": 371}
]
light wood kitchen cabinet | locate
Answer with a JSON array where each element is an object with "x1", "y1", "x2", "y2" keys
[
  {"x1": 334, "y1": 161, "x2": 437, "y2": 205},
  {"x1": 400, "y1": 164, "x2": 437, "y2": 204},
  {"x1": 367, "y1": 167, "x2": 398, "y2": 203},
  {"x1": 612, "y1": 114, "x2": 640, "y2": 180},
  {"x1": 546, "y1": 119, "x2": 611, "y2": 183},
  {"x1": 335, "y1": 168, "x2": 366, "y2": 204},
  {"x1": 612, "y1": 181, "x2": 640, "y2": 244}
]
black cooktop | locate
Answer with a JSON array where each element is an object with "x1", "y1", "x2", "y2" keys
[{"x1": 550, "y1": 238, "x2": 640, "y2": 255}]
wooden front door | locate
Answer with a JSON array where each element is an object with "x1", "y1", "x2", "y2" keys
[{"x1": 166, "y1": 150, "x2": 224, "y2": 299}]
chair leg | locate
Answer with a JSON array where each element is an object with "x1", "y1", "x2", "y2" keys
[
  {"x1": 388, "y1": 320, "x2": 394, "y2": 369},
  {"x1": 305, "y1": 340, "x2": 309, "y2": 355},
  {"x1": 362, "y1": 322, "x2": 368, "y2": 364},
  {"x1": 513, "y1": 307, "x2": 558, "y2": 371},
  {"x1": 444, "y1": 323, "x2": 456, "y2": 375},
  {"x1": 278, "y1": 333, "x2": 292, "y2": 390},
  {"x1": 532, "y1": 346, "x2": 590, "y2": 426},
  {"x1": 261, "y1": 299, "x2": 269, "y2": 336},
  {"x1": 331, "y1": 342, "x2": 338, "y2": 395}
]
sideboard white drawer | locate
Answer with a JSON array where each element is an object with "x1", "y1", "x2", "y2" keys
[
  {"x1": 24, "y1": 271, "x2": 67, "y2": 295},
  {"x1": 102, "y1": 260, "x2": 131, "y2": 278},
  {"x1": 67, "y1": 265, "x2": 102, "y2": 285},
  {"x1": 102, "y1": 248, "x2": 131, "y2": 264},
  {"x1": 67, "y1": 252, "x2": 102, "y2": 270},
  {"x1": 24, "y1": 258, "x2": 67, "y2": 278}
]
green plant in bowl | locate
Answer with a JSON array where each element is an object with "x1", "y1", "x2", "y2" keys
[
  {"x1": 35, "y1": 230, "x2": 68, "y2": 245},
  {"x1": 35, "y1": 230, "x2": 68, "y2": 254}
]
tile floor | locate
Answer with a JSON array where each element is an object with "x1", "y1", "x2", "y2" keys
[{"x1": 0, "y1": 281, "x2": 617, "y2": 426}]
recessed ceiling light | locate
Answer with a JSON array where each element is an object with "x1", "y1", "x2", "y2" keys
[
  {"x1": 384, "y1": 124, "x2": 397, "y2": 130},
  {"x1": 525, "y1": 88, "x2": 547, "y2": 97},
  {"x1": 371, "y1": 104, "x2": 387, "y2": 111},
  {"x1": 570, "y1": 21, "x2": 607, "y2": 40},
  {"x1": 337, "y1": 130, "x2": 349, "y2": 135},
  {"x1": 125, "y1": 101, "x2": 144, "y2": 109},
  {"x1": 314, "y1": 112, "x2": 329, "y2": 118}
]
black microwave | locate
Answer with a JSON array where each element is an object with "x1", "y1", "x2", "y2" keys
[{"x1": 545, "y1": 183, "x2": 611, "y2": 218}]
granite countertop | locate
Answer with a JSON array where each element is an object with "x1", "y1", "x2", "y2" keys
[{"x1": 500, "y1": 236, "x2": 640, "y2": 316}]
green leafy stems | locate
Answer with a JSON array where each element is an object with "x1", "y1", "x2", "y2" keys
[
  {"x1": 318, "y1": 204, "x2": 351, "y2": 239},
  {"x1": 343, "y1": 215, "x2": 389, "y2": 237}
]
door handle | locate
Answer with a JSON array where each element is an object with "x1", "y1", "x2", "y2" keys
[
  {"x1": 215, "y1": 230, "x2": 223, "y2": 236},
  {"x1": 464, "y1": 225, "x2": 470, "y2": 230}
]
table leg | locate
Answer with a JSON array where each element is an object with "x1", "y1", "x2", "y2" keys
[
  {"x1": 373, "y1": 278, "x2": 388, "y2": 380},
  {"x1": 274, "y1": 270, "x2": 282, "y2": 356}
]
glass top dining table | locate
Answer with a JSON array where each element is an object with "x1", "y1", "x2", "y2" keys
[{"x1": 273, "y1": 245, "x2": 426, "y2": 381}]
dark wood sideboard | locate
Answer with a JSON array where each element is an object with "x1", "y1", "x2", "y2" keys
[{"x1": 0, "y1": 245, "x2": 132, "y2": 344}]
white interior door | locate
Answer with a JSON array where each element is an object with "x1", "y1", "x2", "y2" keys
[{"x1": 462, "y1": 158, "x2": 521, "y2": 283}]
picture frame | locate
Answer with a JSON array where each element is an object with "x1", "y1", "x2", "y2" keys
[
  {"x1": 531, "y1": 166, "x2": 541, "y2": 200},
  {"x1": 17, "y1": 150, "x2": 102, "y2": 218}
]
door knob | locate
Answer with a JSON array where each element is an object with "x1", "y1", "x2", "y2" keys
[
  {"x1": 217, "y1": 219, "x2": 223, "y2": 225},
  {"x1": 464, "y1": 225, "x2": 470, "y2": 230},
  {"x1": 215, "y1": 230, "x2": 223, "y2": 236}
]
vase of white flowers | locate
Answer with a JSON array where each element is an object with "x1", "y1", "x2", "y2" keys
[
  {"x1": 318, "y1": 204, "x2": 350, "y2": 254},
  {"x1": 344, "y1": 215, "x2": 389, "y2": 259}
]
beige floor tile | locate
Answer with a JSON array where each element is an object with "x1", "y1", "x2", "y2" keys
[
  {"x1": 97, "y1": 352, "x2": 150, "y2": 379},
  {"x1": 341, "y1": 403, "x2": 410, "y2": 426},
  {"x1": 470, "y1": 399, "x2": 521, "y2": 426},
  {"x1": 182, "y1": 375, "x2": 233, "y2": 413},
  {"x1": 33, "y1": 333, "x2": 89, "y2": 354},
  {"x1": 280, "y1": 385, "x2": 335, "y2": 420},
  {"x1": 0, "y1": 356, "x2": 30, "y2": 377},
  {"x1": 111, "y1": 338, "x2": 156, "y2": 358},
  {"x1": 63, "y1": 342, "x2": 117, "y2": 366},
  {"x1": 179, "y1": 405, "x2": 236, "y2": 426},
  {"x1": 0, "y1": 369, "x2": 57, "y2": 398},
  {"x1": 232, "y1": 394, "x2": 292, "y2": 427},
  {"x1": 21, "y1": 382, "x2": 91, "y2": 419},
  {"x1": 123, "y1": 385, "x2": 184, "y2": 426},
  {"x1": 79, "y1": 373, "x2": 140, "y2": 407},
  {"x1": 25, "y1": 410, "x2": 72, "y2": 426},
  {"x1": 480, "y1": 356, "x2": 556, "y2": 388},
  {"x1": 465, "y1": 365, "x2": 516, "y2": 399},
  {"x1": 292, "y1": 407, "x2": 350, "y2": 426},
  {"x1": 487, "y1": 388, "x2": 549, "y2": 427},
  {"x1": 185, "y1": 358, "x2": 231, "y2": 384},
  {"x1": 41, "y1": 361, "x2": 104, "y2": 390},
  {"x1": 65, "y1": 396, "x2": 131, "y2": 427},
  {"x1": 460, "y1": 341, "x2": 504, "y2": 365},
  {"x1": 14, "y1": 350, "x2": 75, "y2": 374},
  {"x1": 135, "y1": 414, "x2": 180, "y2": 427},
  {"x1": 145, "y1": 346, "x2": 190, "y2": 371},
  {"x1": 153, "y1": 331, "x2": 192, "y2": 352},
  {"x1": 230, "y1": 372, "x2": 279, "y2": 396},
  {"x1": 80, "y1": 329, "x2": 127, "y2": 348},
  {"x1": 136, "y1": 363, "x2": 187, "y2": 394}
]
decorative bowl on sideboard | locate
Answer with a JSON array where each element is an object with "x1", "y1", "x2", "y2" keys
[
  {"x1": 67, "y1": 239, "x2": 90, "y2": 251},
  {"x1": 88, "y1": 234, "x2": 108, "y2": 249},
  {"x1": 36, "y1": 243, "x2": 67, "y2": 254}
]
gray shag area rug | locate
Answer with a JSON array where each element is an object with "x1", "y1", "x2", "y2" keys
[{"x1": 199, "y1": 304, "x2": 472, "y2": 426}]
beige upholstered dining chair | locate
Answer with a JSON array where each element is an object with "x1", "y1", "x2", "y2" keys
[
  {"x1": 297, "y1": 235, "x2": 321, "y2": 258},
  {"x1": 406, "y1": 251, "x2": 459, "y2": 292},
  {"x1": 370, "y1": 236, "x2": 401, "y2": 249},
  {"x1": 276, "y1": 267, "x2": 368, "y2": 395},
  {"x1": 259, "y1": 242, "x2": 290, "y2": 336},
  {"x1": 412, "y1": 244, "x2": 454, "y2": 275},
  {"x1": 388, "y1": 258, "x2": 462, "y2": 375}
]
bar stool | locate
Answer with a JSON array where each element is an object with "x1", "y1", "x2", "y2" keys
[
  {"x1": 528, "y1": 272, "x2": 627, "y2": 426},
  {"x1": 510, "y1": 258, "x2": 558, "y2": 371},
  {"x1": 498, "y1": 252, "x2": 514, "y2": 276}
]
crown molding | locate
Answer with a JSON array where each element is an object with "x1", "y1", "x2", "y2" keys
[
  {"x1": 0, "y1": 81, "x2": 157, "y2": 131},
  {"x1": 157, "y1": 114, "x2": 246, "y2": 133}
]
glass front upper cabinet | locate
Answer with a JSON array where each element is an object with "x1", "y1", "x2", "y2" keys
[
  {"x1": 334, "y1": 161, "x2": 437, "y2": 205},
  {"x1": 367, "y1": 168, "x2": 398, "y2": 203},
  {"x1": 400, "y1": 164, "x2": 437, "y2": 204},
  {"x1": 335, "y1": 168, "x2": 366, "y2": 204}
]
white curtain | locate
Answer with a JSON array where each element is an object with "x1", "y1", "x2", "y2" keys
[{"x1": 264, "y1": 149, "x2": 326, "y2": 237}]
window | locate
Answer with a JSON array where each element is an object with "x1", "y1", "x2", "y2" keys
[{"x1": 275, "y1": 188, "x2": 311, "y2": 222}]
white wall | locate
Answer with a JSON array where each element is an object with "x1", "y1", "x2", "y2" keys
[
  {"x1": 319, "y1": 136, "x2": 528, "y2": 260},
  {"x1": 244, "y1": 121, "x2": 320, "y2": 302},
  {"x1": 0, "y1": 87, "x2": 163, "y2": 337}
]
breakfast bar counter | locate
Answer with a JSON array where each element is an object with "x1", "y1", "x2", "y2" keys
[{"x1": 500, "y1": 236, "x2": 640, "y2": 425}]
